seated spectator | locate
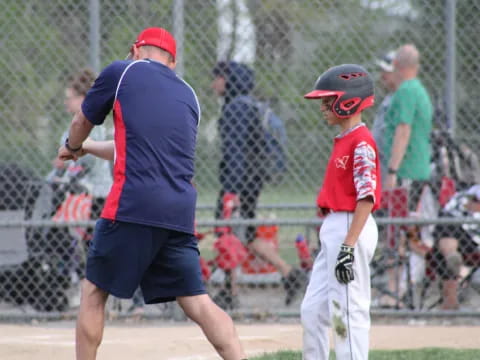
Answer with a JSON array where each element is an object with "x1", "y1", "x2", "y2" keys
[{"x1": 430, "y1": 185, "x2": 480, "y2": 309}]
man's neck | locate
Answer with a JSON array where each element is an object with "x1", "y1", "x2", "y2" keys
[
  {"x1": 145, "y1": 56, "x2": 169, "y2": 66},
  {"x1": 400, "y1": 68, "x2": 417, "y2": 81},
  {"x1": 137, "y1": 52, "x2": 172, "y2": 68}
]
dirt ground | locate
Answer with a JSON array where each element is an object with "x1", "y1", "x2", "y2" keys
[{"x1": 1, "y1": 321, "x2": 479, "y2": 360}]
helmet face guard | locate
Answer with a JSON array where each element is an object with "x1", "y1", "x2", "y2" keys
[{"x1": 304, "y1": 64, "x2": 374, "y2": 118}]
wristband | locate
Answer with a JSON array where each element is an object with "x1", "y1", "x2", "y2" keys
[
  {"x1": 65, "y1": 138, "x2": 82, "y2": 153},
  {"x1": 388, "y1": 167, "x2": 397, "y2": 175},
  {"x1": 340, "y1": 244, "x2": 354, "y2": 254}
]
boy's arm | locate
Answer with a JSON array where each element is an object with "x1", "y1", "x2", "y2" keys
[
  {"x1": 335, "y1": 198, "x2": 374, "y2": 284},
  {"x1": 343, "y1": 197, "x2": 374, "y2": 247},
  {"x1": 335, "y1": 139, "x2": 377, "y2": 284}
]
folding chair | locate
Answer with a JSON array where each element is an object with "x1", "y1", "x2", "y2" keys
[{"x1": 371, "y1": 187, "x2": 418, "y2": 309}]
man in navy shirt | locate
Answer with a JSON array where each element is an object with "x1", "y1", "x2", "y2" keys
[{"x1": 58, "y1": 27, "x2": 246, "y2": 360}]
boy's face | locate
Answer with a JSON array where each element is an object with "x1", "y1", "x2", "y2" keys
[
  {"x1": 211, "y1": 75, "x2": 226, "y2": 97},
  {"x1": 380, "y1": 70, "x2": 397, "y2": 92},
  {"x1": 64, "y1": 87, "x2": 84, "y2": 115},
  {"x1": 320, "y1": 96, "x2": 341, "y2": 125}
]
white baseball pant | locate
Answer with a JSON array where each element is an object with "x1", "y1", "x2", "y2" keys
[{"x1": 301, "y1": 211, "x2": 378, "y2": 360}]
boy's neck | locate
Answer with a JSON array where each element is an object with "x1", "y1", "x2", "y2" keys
[{"x1": 339, "y1": 114, "x2": 362, "y2": 133}]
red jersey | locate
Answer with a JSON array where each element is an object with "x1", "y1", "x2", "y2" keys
[{"x1": 317, "y1": 124, "x2": 381, "y2": 212}]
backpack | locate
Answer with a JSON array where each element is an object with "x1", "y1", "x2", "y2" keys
[
  {"x1": 430, "y1": 95, "x2": 480, "y2": 195},
  {"x1": 236, "y1": 96, "x2": 288, "y2": 183},
  {"x1": 431, "y1": 128, "x2": 480, "y2": 192}
]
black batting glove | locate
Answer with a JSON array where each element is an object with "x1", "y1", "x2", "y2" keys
[{"x1": 335, "y1": 244, "x2": 355, "y2": 284}]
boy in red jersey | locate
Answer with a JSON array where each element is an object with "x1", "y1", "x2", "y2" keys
[{"x1": 301, "y1": 64, "x2": 381, "y2": 360}]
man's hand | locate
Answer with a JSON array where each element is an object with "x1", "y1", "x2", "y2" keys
[
  {"x1": 385, "y1": 173, "x2": 397, "y2": 189},
  {"x1": 57, "y1": 143, "x2": 87, "y2": 162},
  {"x1": 335, "y1": 244, "x2": 355, "y2": 284}
]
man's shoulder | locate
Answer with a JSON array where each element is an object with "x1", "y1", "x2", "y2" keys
[
  {"x1": 103, "y1": 60, "x2": 132, "y2": 73},
  {"x1": 95, "y1": 60, "x2": 134, "y2": 85},
  {"x1": 389, "y1": 79, "x2": 422, "y2": 108},
  {"x1": 102, "y1": 60, "x2": 154, "y2": 78}
]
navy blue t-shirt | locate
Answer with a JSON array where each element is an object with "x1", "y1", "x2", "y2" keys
[{"x1": 82, "y1": 59, "x2": 200, "y2": 234}]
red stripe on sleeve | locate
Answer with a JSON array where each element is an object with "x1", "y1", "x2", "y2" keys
[{"x1": 101, "y1": 100, "x2": 126, "y2": 219}]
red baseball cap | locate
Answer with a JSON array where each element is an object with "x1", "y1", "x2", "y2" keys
[{"x1": 134, "y1": 27, "x2": 176, "y2": 60}]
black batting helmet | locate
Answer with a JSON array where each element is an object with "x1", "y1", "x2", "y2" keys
[{"x1": 304, "y1": 64, "x2": 374, "y2": 118}]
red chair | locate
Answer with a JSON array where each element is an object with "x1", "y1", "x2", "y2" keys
[
  {"x1": 372, "y1": 187, "x2": 418, "y2": 309},
  {"x1": 380, "y1": 187, "x2": 409, "y2": 250}
]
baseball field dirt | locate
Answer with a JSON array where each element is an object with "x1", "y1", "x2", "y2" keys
[{"x1": 0, "y1": 321, "x2": 479, "y2": 360}]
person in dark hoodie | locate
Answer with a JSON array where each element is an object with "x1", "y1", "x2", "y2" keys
[{"x1": 211, "y1": 61, "x2": 306, "y2": 308}]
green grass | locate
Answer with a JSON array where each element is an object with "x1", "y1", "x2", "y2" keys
[
  {"x1": 196, "y1": 185, "x2": 317, "y2": 207},
  {"x1": 196, "y1": 187, "x2": 319, "y2": 267},
  {"x1": 251, "y1": 348, "x2": 480, "y2": 360}
]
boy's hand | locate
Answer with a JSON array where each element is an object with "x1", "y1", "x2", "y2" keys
[{"x1": 335, "y1": 244, "x2": 355, "y2": 284}]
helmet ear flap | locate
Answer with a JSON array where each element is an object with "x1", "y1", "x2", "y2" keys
[
  {"x1": 339, "y1": 97, "x2": 361, "y2": 112},
  {"x1": 333, "y1": 94, "x2": 361, "y2": 117},
  {"x1": 330, "y1": 96, "x2": 340, "y2": 116},
  {"x1": 333, "y1": 94, "x2": 370, "y2": 118}
]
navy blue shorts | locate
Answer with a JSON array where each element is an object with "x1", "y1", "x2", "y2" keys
[{"x1": 86, "y1": 219, "x2": 206, "y2": 304}]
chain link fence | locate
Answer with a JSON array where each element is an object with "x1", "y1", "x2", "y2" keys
[{"x1": 1, "y1": 0, "x2": 480, "y2": 318}]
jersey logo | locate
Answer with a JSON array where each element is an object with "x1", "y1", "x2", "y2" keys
[{"x1": 335, "y1": 155, "x2": 349, "y2": 170}]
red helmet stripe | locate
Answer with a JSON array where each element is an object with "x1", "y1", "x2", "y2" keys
[{"x1": 304, "y1": 90, "x2": 344, "y2": 99}]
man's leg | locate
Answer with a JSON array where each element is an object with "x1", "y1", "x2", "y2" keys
[
  {"x1": 438, "y1": 237, "x2": 461, "y2": 309},
  {"x1": 177, "y1": 294, "x2": 247, "y2": 360},
  {"x1": 76, "y1": 279, "x2": 109, "y2": 360}
]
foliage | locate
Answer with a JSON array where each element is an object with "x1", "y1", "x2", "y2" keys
[{"x1": 1, "y1": 1, "x2": 478, "y2": 197}]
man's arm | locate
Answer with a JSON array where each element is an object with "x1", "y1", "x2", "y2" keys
[
  {"x1": 389, "y1": 122, "x2": 411, "y2": 170},
  {"x1": 58, "y1": 61, "x2": 125, "y2": 162},
  {"x1": 68, "y1": 110, "x2": 94, "y2": 149},
  {"x1": 57, "y1": 110, "x2": 94, "y2": 162},
  {"x1": 385, "y1": 123, "x2": 411, "y2": 188},
  {"x1": 385, "y1": 83, "x2": 415, "y2": 188}
]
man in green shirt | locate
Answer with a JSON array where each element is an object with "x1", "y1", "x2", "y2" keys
[
  {"x1": 381, "y1": 44, "x2": 433, "y2": 309},
  {"x1": 384, "y1": 44, "x2": 433, "y2": 209}
]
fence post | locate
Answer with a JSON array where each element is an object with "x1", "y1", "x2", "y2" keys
[
  {"x1": 445, "y1": 0, "x2": 456, "y2": 136},
  {"x1": 173, "y1": 0, "x2": 185, "y2": 77},
  {"x1": 89, "y1": 0, "x2": 100, "y2": 74}
]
